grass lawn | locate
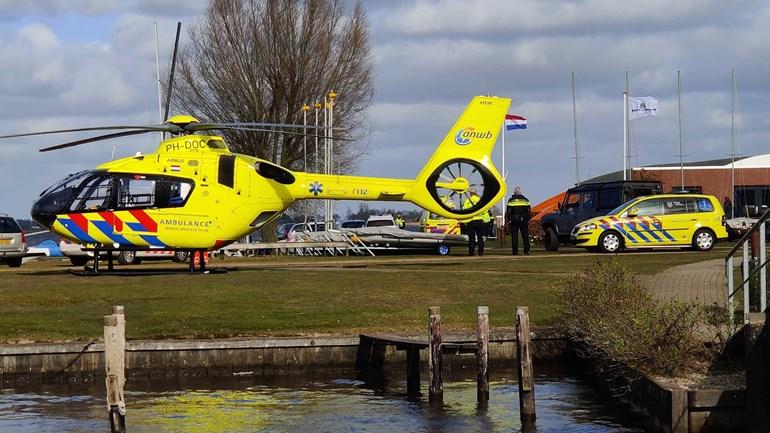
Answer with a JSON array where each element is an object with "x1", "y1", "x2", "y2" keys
[{"x1": 0, "y1": 245, "x2": 728, "y2": 343}]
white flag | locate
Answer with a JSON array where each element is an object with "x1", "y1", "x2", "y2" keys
[{"x1": 628, "y1": 96, "x2": 658, "y2": 120}]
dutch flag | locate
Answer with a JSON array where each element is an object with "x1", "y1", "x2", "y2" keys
[{"x1": 504, "y1": 114, "x2": 527, "y2": 131}]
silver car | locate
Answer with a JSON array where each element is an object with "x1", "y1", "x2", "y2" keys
[{"x1": 0, "y1": 214, "x2": 27, "y2": 267}]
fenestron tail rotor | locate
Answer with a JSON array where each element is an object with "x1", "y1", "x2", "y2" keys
[{"x1": 426, "y1": 158, "x2": 501, "y2": 215}]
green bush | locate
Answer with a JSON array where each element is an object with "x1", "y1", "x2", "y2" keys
[{"x1": 558, "y1": 258, "x2": 728, "y2": 376}]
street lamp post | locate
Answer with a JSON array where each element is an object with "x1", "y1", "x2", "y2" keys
[
  {"x1": 327, "y1": 91, "x2": 337, "y2": 229},
  {"x1": 302, "y1": 104, "x2": 310, "y2": 223},
  {"x1": 313, "y1": 102, "x2": 321, "y2": 224}
]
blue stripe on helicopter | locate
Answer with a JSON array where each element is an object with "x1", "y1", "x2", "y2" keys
[
  {"x1": 91, "y1": 221, "x2": 133, "y2": 246},
  {"x1": 127, "y1": 222, "x2": 149, "y2": 232},
  {"x1": 140, "y1": 235, "x2": 166, "y2": 247},
  {"x1": 58, "y1": 218, "x2": 97, "y2": 243}
]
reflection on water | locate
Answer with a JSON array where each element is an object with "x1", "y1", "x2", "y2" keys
[{"x1": 0, "y1": 367, "x2": 651, "y2": 433}]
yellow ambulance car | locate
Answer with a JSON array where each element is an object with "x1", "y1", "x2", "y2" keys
[{"x1": 571, "y1": 194, "x2": 728, "y2": 253}]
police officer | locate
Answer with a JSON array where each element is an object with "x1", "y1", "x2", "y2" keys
[
  {"x1": 463, "y1": 189, "x2": 486, "y2": 256},
  {"x1": 506, "y1": 186, "x2": 531, "y2": 255},
  {"x1": 395, "y1": 212, "x2": 406, "y2": 229}
]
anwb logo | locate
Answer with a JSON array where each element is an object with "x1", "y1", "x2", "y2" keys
[{"x1": 454, "y1": 128, "x2": 493, "y2": 146}]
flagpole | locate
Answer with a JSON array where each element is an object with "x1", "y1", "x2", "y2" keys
[
  {"x1": 623, "y1": 92, "x2": 628, "y2": 180},
  {"x1": 501, "y1": 121, "x2": 506, "y2": 223},
  {"x1": 678, "y1": 70, "x2": 684, "y2": 190},
  {"x1": 731, "y1": 68, "x2": 736, "y2": 218},
  {"x1": 623, "y1": 71, "x2": 629, "y2": 181},
  {"x1": 572, "y1": 71, "x2": 580, "y2": 185}
]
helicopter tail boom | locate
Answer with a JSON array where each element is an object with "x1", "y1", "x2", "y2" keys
[{"x1": 290, "y1": 96, "x2": 510, "y2": 220}]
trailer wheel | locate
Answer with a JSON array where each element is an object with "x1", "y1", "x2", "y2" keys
[
  {"x1": 172, "y1": 251, "x2": 189, "y2": 262},
  {"x1": 117, "y1": 250, "x2": 141, "y2": 265},
  {"x1": 438, "y1": 244, "x2": 450, "y2": 256}
]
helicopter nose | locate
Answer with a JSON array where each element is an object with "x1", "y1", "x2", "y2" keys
[{"x1": 31, "y1": 195, "x2": 59, "y2": 228}]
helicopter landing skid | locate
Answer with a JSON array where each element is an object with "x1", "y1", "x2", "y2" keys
[
  {"x1": 68, "y1": 267, "x2": 228, "y2": 277},
  {"x1": 67, "y1": 248, "x2": 225, "y2": 276}
]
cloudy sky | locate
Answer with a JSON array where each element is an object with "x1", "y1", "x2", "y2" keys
[{"x1": 1, "y1": 0, "x2": 769, "y2": 219}]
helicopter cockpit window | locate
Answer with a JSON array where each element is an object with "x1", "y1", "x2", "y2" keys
[
  {"x1": 69, "y1": 175, "x2": 113, "y2": 212},
  {"x1": 118, "y1": 177, "x2": 156, "y2": 208},
  {"x1": 155, "y1": 179, "x2": 193, "y2": 207},
  {"x1": 115, "y1": 176, "x2": 193, "y2": 209}
]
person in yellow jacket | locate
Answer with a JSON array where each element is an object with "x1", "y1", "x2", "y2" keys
[
  {"x1": 394, "y1": 212, "x2": 406, "y2": 229},
  {"x1": 463, "y1": 189, "x2": 486, "y2": 256}
]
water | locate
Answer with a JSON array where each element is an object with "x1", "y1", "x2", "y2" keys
[{"x1": 0, "y1": 367, "x2": 651, "y2": 433}]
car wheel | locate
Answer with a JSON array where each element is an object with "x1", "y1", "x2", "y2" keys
[
  {"x1": 172, "y1": 251, "x2": 189, "y2": 262},
  {"x1": 117, "y1": 250, "x2": 139, "y2": 265},
  {"x1": 598, "y1": 231, "x2": 623, "y2": 253},
  {"x1": 692, "y1": 229, "x2": 715, "y2": 252},
  {"x1": 69, "y1": 256, "x2": 90, "y2": 266},
  {"x1": 544, "y1": 227, "x2": 559, "y2": 252},
  {"x1": 7, "y1": 258, "x2": 22, "y2": 267},
  {"x1": 437, "y1": 244, "x2": 450, "y2": 256}
]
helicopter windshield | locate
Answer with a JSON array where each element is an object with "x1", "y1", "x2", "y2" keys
[
  {"x1": 39, "y1": 170, "x2": 91, "y2": 197},
  {"x1": 32, "y1": 171, "x2": 195, "y2": 228},
  {"x1": 31, "y1": 170, "x2": 96, "y2": 226}
]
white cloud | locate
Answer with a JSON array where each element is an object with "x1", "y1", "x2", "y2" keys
[
  {"x1": 4, "y1": 1, "x2": 770, "y2": 219},
  {"x1": 0, "y1": 0, "x2": 206, "y2": 20},
  {"x1": 18, "y1": 23, "x2": 59, "y2": 49},
  {"x1": 377, "y1": 0, "x2": 759, "y2": 36}
]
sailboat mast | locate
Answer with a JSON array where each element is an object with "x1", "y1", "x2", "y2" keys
[
  {"x1": 731, "y1": 68, "x2": 736, "y2": 218},
  {"x1": 572, "y1": 72, "x2": 580, "y2": 185},
  {"x1": 678, "y1": 70, "x2": 684, "y2": 190}
]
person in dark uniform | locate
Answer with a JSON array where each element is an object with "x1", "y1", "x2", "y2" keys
[
  {"x1": 722, "y1": 196, "x2": 733, "y2": 218},
  {"x1": 506, "y1": 186, "x2": 531, "y2": 255},
  {"x1": 463, "y1": 189, "x2": 485, "y2": 256}
]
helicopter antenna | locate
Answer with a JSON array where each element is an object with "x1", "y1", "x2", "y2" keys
[{"x1": 163, "y1": 21, "x2": 182, "y2": 123}]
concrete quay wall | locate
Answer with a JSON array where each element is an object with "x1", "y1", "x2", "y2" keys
[{"x1": 0, "y1": 328, "x2": 567, "y2": 386}]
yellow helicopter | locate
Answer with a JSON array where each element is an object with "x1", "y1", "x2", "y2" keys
[{"x1": 5, "y1": 95, "x2": 509, "y2": 270}]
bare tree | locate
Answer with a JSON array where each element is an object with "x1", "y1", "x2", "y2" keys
[{"x1": 172, "y1": 0, "x2": 372, "y2": 173}]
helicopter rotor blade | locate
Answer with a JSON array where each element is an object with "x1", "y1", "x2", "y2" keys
[
  {"x1": 186, "y1": 122, "x2": 333, "y2": 132},
  {"x1": 39, "y1": 130, "x2": 156, "y2": 152},
  {"x1": 209, "y1": 126, "x2": 354, "y2": 141},
  {"x1": 0, "y1": 125, "x2": 176, "y2": 139}
]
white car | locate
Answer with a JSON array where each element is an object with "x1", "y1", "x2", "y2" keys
[
  {"x1": 286, "y1": 222, "x2": 329, "y2": 241},
  {"x1": 365, "y1": 215, "x2": 396, "y2": 228},
  {"x1": 59, "y1": 240, "x2": 189, "y2": 266}
]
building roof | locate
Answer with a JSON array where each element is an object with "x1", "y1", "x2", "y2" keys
[{"x1": 583, "y1": 154, "x2": 770, "y2": 183}]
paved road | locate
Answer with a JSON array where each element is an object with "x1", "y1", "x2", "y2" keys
[{"x1": 641, "y1": 258, "x2": 726, "y2": 306}]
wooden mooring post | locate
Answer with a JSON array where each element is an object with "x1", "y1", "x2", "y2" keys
[
  {"x1": 104, "y1": 307, "x2": 126, "y2": 433},
  {"x1": 428, "y1": 306, "x2": 443, "y2": 402},
  {"x1": 516, "y1": 306, "x2": 536, "y2": 425},
  {"x1": 476, "y1": 305, "x2": 490, "y2": 403}
]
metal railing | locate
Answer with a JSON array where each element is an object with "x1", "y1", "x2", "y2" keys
[{"x1": 726, "y1": 208, "x2": 769, "y2": 324}]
